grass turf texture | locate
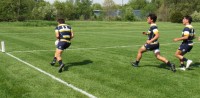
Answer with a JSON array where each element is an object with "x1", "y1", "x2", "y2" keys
[{"x1": 0, "y1": 21, "x2": 200, "y2": 98}]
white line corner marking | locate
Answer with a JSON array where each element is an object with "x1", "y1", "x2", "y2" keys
[{"x1": 6, "y1": 53, "x2": 97, "y2": 98}]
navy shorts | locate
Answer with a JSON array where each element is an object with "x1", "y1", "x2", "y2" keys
[
  {"x1": 144, "y1": 43, "x2": 159, "y2": 51},
  {"x1": 178, "y1": 43, "x2": 193, "y2": 53},
  {"x1": 57, "y1": 41, "x2": 71, "y2": 50}
]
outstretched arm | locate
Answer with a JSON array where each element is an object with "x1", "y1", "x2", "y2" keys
[{"x1": 173, "y1": 35, "x2": 189, "y2": 42}]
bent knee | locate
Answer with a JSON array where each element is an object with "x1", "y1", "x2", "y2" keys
[
  {"x1": 138, "y1": 46, "x2": 146, "y2": 53},
  {"x1": 175, "y1": 52, "x2": 180, "y2": 58},
  {"x1": 156, "y1": 55, "x2": 161, "y2": 59}
]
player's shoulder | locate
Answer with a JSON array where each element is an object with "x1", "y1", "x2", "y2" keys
[
  {"x1": 150, "y1": 24, "x2": 158, "y2": 29},
  {"x1": 184, "y1": 25, "x2": 193, "y2": 30}
]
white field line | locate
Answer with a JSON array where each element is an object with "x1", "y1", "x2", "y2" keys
[
  {"x1": 7, "y1": 42, "x2": 200, "y2": 53},
  {"x1": 5, "y1": 52, "x2": 97, "y2": 98}
]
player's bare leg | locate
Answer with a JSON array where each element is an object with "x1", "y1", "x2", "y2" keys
[
  {"x1": 155, "y1": 52, "x2": 176, "y2": 72},
  {"x1": 50, "y1": 50, "x2": 58, "y2": 66},
  {"x1": 55, "y1": 49, "x2": 65, "y2": 73},
  {"x1": 131, "y1": 45, "x2": 146, "y2": 67},
  {"x1": 175, "y1": 50, "x2": 192, "y2": 70}
]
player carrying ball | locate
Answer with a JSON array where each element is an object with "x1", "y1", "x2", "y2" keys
[{"x1": 50, "y1": 19, "x2": 74, "y2": 73}]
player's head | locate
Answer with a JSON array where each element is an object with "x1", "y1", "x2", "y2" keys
[
  {"x1": 183, "y1": 15, "x2": 192, "y2": 25},
  {"x1": 57, "y1": 19, "x2": 65, "y2": 24},
  {"x1": 147, "y1": 13, "x2": 157, "y2": 24}
]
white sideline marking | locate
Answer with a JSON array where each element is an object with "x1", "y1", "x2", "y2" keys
[
  {"x1": 6, "y1": 53, "x2": 97, "y2": 98},
  {"x1": 7, "y1": 42, "x2": 200, "y2": 53}
]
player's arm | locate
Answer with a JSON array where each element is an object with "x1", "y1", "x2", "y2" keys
[
  {"x1": 146, "y1": 29, "x2": 159, "y2": 44},
  {"x1": 55, "y1": 30, "x2": 60, "y2": 39},
  {"x1": 142, "y1": 32, "x2": 147, "y2": 35},
  {"x1": 173, "y1": 31, "x2": 189, "y2": 42},
  {"x1": 71, "y1": 29, "x2": 74, "y2": 39},
  {"x1": 173, "y1": 35, "x2": 189, "y2": 42}
]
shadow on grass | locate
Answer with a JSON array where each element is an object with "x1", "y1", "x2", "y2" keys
[
  {"x1": 156, "y1": 62, "x2": 200, "y2": 71},
  {"x1": 187, "y1": 62, "x2": 200, "y2": 70},
  {"x1": 64, "y1": 60, "x2": 93, "y2": 71},
  {"x1": 191, "y1": 62, "x2": 200, "y2": 68},
  {"x1": 157, "y1": 63, "x2": 169, "y2": 70}
]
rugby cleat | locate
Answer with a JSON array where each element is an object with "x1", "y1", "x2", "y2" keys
[
  {"x1": 58, "y1": 64, "x2": 65, "y2": 73},
  {"x1": 186, "y1": 60, "x2": 192, "y2": 69},
  {"x1": 131, "y1": 62, "x2": 138, "y2": 67},
  {"x1": 170, "y1": 64, "x2": 176, "y2": 72},
  {"x1": 50, "y1": 62, "x2": 56, "y2": 66}
]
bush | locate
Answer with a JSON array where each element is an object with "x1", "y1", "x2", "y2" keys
[
  {"x1": 114, "y1": 16, "x2": 122, "y2": 21},
  {"x1": 79, "y1": 15, "x2": 85, "y2": 21},
  {"x1": 124, "y1": 7, "x2": 135, "y2": 21},
  {"x1": 191, "y1": 11, "x2": 200, "y2": 22},
  {"x1": 17, "y1": 15, "x2": 26, "y2": 21},
  {"x1": 170, "y1": 12, "x2": 183, "y2": 23}
]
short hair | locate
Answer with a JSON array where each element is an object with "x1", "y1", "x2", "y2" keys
[
  {"x1": 148, "y1": 13, "x2": 157, "y2": 23},
  {"x1": 57, "y1": 19, "x2": 65, "y2": 24},
  {"x1": 184, "y1": 15, "x2": 192, "y2": 24}
]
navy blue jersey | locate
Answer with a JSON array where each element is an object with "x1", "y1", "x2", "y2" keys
[
  {"x1": 55, "y1": 24, "x2": 72, "y2": 42},
  {"x1": 182, "y1": 25, "x2": 195, "y2": 44},
  {"x1": 147, "y1": 24, "x2": 159, "y2": 43}
]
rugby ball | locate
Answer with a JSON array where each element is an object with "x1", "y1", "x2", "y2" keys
[{"x1": 55, "y1": 40, "x2": 59, "y2": 45}]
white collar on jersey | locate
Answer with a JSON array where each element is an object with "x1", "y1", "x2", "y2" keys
[
  {"x1": 185, "y1": 24, "x2": 193, "y2": 28},
  {"x1": 150, "y1": 23, "x2": 157, "y2": 27}
]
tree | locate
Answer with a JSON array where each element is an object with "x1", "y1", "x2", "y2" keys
[
  {"x1": 124, "y1": 6, "x2": 135, "y2": 21},
  {"x1": 128, "y1": 0, "x2": 147, "y2": 10},
  {"x1": 164, "y1": 0, "x2": 200, "y2": 15},
  {"x1": 75, "y1": 0, "x2": 92, "y2": 20},
  {"x1": 103, "y1": 0, "x2": 117, "y2": 20},
  {"x1": 32, "y1": 1, "x2": 56, "y2": 20},
  {"x1": 92, "y1": 3, "x2": 102, "y2": 10},
  {"x1": 0, "y1": 0, "x2": 44, "y2": 21},
  {"x1": 191, "y1": 11, "x2": 200, "y2": 22}
]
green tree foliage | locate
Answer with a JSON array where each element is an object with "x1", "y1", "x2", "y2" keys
[
  {"x1": 124, "y1": 6, "x2": 135, "y2": 21},
  {"x1": 164, "y1": 0, "x2": 200, "y2": 16},
  {"x1": 54, "y1": 1, "x2": 68, "y2": 19},
  {"x1": 32, "y1": 1, "x2": 56, "y2": 20},
  {"x1": 191, "y1": 11, "x2": 200, "y2": 22},
  {"x1": 1, "y1": 0, "x2": 200, "y2": 21},
  {"x1": 170, "y1": 11, "x2": 183, "y2": 23},
  {"x1": 53, "y1": 0, "x2": 92, "y2": 20},
  {"x1": 157, "y1": 3, "x2": 170, "y2": 21},
  {"x1": 0, "y1": 0, "x2": 35, "y2": 21},
  {"x1": 164, "y1": 0, "x2": 200, "y2": 22},
  {"x1": 128, "y1": 0, "x2": 147, "y2": 10},
  {"x1": 92, "y1": 3, "x2": 102, "y2": 10},
  {"x1": 75, "y1": 0, "x2": 92, "y2": 20}
]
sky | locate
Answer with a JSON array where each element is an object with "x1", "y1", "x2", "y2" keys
[{"x1": 44, "y1": 0, "x2": 129, "y2": 5}]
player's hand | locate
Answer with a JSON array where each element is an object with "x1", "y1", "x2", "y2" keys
[
  {"x1": 198, "y1": 37, "x2": 200, "y2": 41},
  {"x1": 142, "y1": 32, "x2": 147, "y2": 35},
  {"x1": 173, "y1": 38, "x2": 179, "y2": 42},
  {"x1": 146, "y1": 40, "x2": 151, "y2": 44}
]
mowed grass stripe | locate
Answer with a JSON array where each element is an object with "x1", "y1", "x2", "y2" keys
[
  {"x1": 0, "y1": 53, "x2": 87, "y2": 98},
  {"x1": 0, "y1": 21, "x2": 200, "y2": 98},
  {"x1": 5, "y1": 52, "x2": 97, "y2": 98}
]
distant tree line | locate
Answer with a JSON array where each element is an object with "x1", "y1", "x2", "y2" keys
[{"x1": 0, "y1": 0, "x2": 200, "y2": 22}]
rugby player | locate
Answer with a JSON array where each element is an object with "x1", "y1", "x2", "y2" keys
[
  {"x1": 173, "y1": 15, "x2": 195, "y2": 71},
  {"x1": 50, "y1": 19, "x2": 74, "y2": 73},
  {"x1": 131, "y1": 13, "x2": 176, "y2": 72}
]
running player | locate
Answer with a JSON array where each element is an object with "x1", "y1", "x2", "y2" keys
[
  {"x1": 50, "y1": 19, "x2": 74, "y2": 73},
  {"x1": 131, "y1": 13, "x2": 176, "y2": 72},
  {"x1": 173, "y1": 15, "x2": 195, "y2": 71}
]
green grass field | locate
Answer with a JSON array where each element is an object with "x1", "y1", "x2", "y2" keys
[{"x1": 0, "y1": 21, "x2": 200, "y2": 98}]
